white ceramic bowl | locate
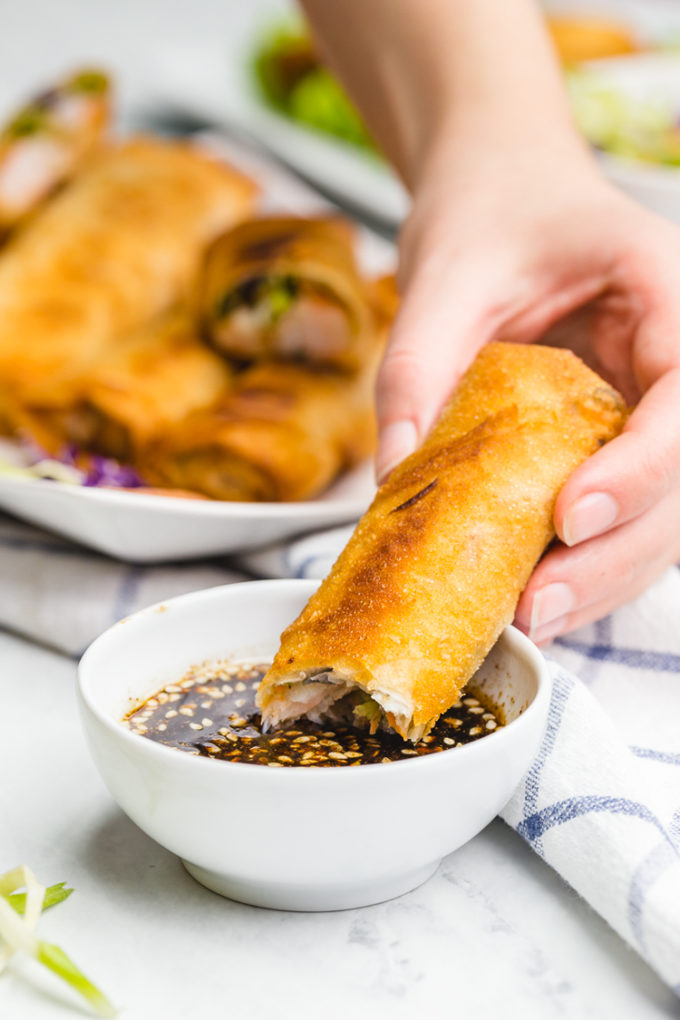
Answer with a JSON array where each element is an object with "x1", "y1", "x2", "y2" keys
[{"x1": 78, "y1": 580, "x2": 550, "y2": 912}]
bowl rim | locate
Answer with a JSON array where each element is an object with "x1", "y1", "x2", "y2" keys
[{"x1": 77, "y1": 578, "x2": 551, "y2": 780}]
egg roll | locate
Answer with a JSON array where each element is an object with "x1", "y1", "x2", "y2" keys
[
  {"x1": 198, "y1": 215, "x2": 371, "y2": 369},
  {"x1": 11, "y1": 310, "x2": 233, "y2": 463},
  {"x1": 0, "y1": 137, "x2": 256, "y2": 406},
  {"x1": 0, "y1": 68, "x2": 112, "y2": 235},
  {"x1": 257, "y1": 342, "x2": 627, "y2": 741},
  {"x1": 145, "y1": 356, "x2": 379, "y2": 502}
]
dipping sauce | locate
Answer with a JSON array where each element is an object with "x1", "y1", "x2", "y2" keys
[{"x1": 125, "y1": 661, "x2": 503, "y2": 767}]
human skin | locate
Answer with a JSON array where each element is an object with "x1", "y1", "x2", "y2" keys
[{"x1": 300, "y1": 0, "x2": 680, "y2": 643}]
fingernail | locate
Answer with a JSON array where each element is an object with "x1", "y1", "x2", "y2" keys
[
  {"x1": 530, "y1": 582, "x2": 574, "y2": 636},
  {"x1": 531, "y1": 614, "x2": 569, "y2": 647},
  {"x1": 376, "y1": 420, "x2": 419, "y2": 482},
  {"x1": 562, "y1": 492, "x2": 618, "y2": 547}
]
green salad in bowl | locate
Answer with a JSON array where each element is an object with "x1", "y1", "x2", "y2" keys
[
  {"x1": 252, "y1": 25, "x2": 375, "y2": 152},
  {"x1": 569, "y1": 67, "x2": 680, "y2": 166}
]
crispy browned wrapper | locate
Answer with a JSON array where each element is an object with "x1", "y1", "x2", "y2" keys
[
  {"x1": 0, "y1": 137, "x2": 256, "y2": 407},
  {"x1": 257, "y1": 342, "x2": 628, "y2": 742},
  {"x1": 198, "y1": 215, "x2": 371, "y2": 369},
  {"x1": 144, "y1": 276, "x2": 395, "y2": 501},
  {"x1": 11, "y1": 309, "x2": 233, "y2": 462},
  {"x1": 144, "y1": 357, "x2": 379, "y2": 502}
]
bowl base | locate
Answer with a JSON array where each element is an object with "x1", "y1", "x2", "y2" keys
[{"x1": 181, "y1": 859, "x2": 439, "y2": 912}]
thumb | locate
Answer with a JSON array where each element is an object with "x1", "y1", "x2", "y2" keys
[{"x1": 375, "y1": 266, "x2": 497, "y2": 482}]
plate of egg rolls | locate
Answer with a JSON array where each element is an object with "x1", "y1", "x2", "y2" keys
[{"x1": 0, "y1": 70, "x2": 396, "y2": 562}]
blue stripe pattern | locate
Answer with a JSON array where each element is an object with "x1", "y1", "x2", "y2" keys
[
  {"x1": 553, "y1": 638, "x2": 680, "y2": 673},
  {"x1": 630, "y1": 746, "x2": 680, "y2": 767},
  {"x1": 520, "y1": 669, "x2": 574, "y2": 857},
  {"x1": 111, "y1": 566, "x2": 143, "y2": 623},
  {"x1": 517, "y1": 795, "x2": 678, "y2": 851}
]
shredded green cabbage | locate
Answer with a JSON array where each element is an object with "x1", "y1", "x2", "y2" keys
[{"x1": 353, "y1": 699, "x2": 382, "y2": 733}]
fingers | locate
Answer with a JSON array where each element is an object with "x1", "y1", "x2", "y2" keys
[
  {"x1": 515, "y1": 486, "x2": 680, "y2": 643},
  {"x1": 554, "y1": 368, "x2": 680, "y2": 547},
  {"x1": 375, "y1": 263, "x2": 498, "y2": 481}
]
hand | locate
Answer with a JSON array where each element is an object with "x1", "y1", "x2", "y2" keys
[{"x1": 376, "y1": 134, "x2": 680, "y2": 641}]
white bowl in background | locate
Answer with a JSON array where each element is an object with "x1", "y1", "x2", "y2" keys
[
  {"x1": 78, "y1": 579, "x2": 550, "y2": 912},
  {"x1": 581, "y1": 54, "x2": 680, "y2": 223}
]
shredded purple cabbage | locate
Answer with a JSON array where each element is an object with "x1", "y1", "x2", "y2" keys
[{"x1": 21, "y1": 437, "x2": 145, "y2": 488}]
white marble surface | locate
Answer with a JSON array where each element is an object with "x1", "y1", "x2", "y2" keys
[
  {"x1": 1, "y1": 0, "x2": 680, "y2": 1016},
  {"x1": 1, "y1": 629, "x2": 676, "y2": 1019}
]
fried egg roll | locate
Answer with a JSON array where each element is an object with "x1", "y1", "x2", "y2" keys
[
  {"x1": 257, "y1": 342, "x2": 627, "y2": 741},
  {"x1": 12, "y1": 310, "x2": 232, "y2": 463},
  {"x1": 0, "y1": 68, "x2": 112, "y2": 235},
  {"x1": 145, "y1": 356, "x2": 379, "y2": 502},
  {"x1": 0, "y1": 137, "x2": 256, "y2": 405},
  {"x1": 199, "y1": 215, "x2": 371, "y2": 369}
]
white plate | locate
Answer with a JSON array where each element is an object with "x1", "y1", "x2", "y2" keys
[
  {"x1": 0, "y1": 461, "x2": 375, "y2": 563},
  {"x1": 0, "y1": 136, "x2": 389, "y2": 562}
]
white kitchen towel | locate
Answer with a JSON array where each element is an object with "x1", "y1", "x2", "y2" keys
[{"x1": 0, "y1": 508, "x2": 678, "y2": 992}]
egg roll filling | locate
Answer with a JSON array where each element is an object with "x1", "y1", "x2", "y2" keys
[
  {"x1": 0, "y1": 69, "x2": 110, "y2": 225},
  {"x1": 212, "y1": 273, "x2": 353, "y2": 361},
  {"x1": 261, "y1": 673, "x2": 423, "y2": 741}
]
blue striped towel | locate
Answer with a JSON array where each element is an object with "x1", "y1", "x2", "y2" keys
[{"x1": 1, "y1": 510, "x2": 678, "y2": 990}]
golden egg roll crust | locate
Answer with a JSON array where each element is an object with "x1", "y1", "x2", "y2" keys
[
  {"x1": 145, "y1": 357, "x2": 380, "y2": 502},
  {"x1": 258, "y1": 342, "x2": 627, "y2": 740},
  {"x1": 11, "y1": 310, "x2": 233, "y2": 462},
  {"x1": 0, "y1": 137, "x2": 256, "y2": 405}
]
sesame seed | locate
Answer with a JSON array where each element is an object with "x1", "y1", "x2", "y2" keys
[
  {"x1": 165, "y1": 710, "x2": 178, "y2": 719},
  {"x1": 201, "y1": 701, "x2": 213, "y2": 709},
  {"x1": 268, "y1": 762, "x2": 284, "y2": 767},
  {"x1": 469, "y1": 726, "x2": 483, "y2": 736},
  {"x1": 201, "y1": 718, "x2": 213, "y2": 727},
  {"x1": 443, "y1": 737, "x2": 455, "y2": 746},
  {"x1": 235, "y1": 682, "x2": 246, "y2": 692},
  {"x1": 328, "y1": 752, "x2": 346, "y2": 760},
  {"x1": 179, "y1": 707, "x2": 193, "y2": 717},
  {"x1": 189, "y1": 722, "x2": 203, "y2": 731},
  {"x1": 235, "y1": 698, "x2": 246, "y2": 708},
  {"x1": 221, "y1": 684, "x2": 233, "y2": 694},
  {"x1": 157, "y1": 723, "x2": 167, "y2": 732},
  {"x1": 400, "y1": 748, "x2": 418, "y2": 755},
  {"x1": 485, "y1": 720, "x2": 497, "y2": 730}
]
